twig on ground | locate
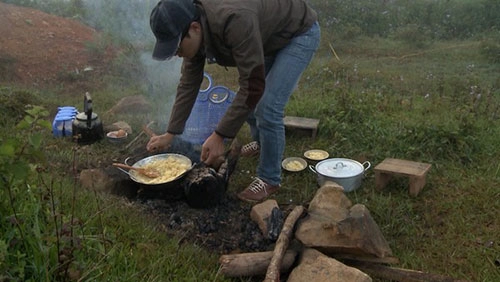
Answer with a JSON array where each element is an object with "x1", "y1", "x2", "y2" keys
[{"x1": 124, "y1": 121, "x2": 155, "y2": 151}]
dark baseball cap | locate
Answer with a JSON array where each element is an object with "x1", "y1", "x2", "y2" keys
[{"x1": 150, "y1": 0, "x2": 198, "y2": 60}]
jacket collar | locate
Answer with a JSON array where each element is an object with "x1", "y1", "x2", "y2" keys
[{"x1": 196, "y1": 2, "x2": 217, "y2": 64}]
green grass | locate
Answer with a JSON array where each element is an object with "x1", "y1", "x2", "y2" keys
[
  {"x1": 210, "y1": 38, "x2": 500, "y2": 282},
  {"x1": 224, "y1": 36, "x2": 499, "y2": 281},
  {"x1": 2, "y1": 42, "x2": 499, "y2": 282}
]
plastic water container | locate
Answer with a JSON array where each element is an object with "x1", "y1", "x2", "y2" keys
[
  {"x1": 52, "y1": 106, "x2": 78, "y2": 137},
  {"x1": 57, "y1": 108, "x2": 78, "y2": 115},
  {"x1": 180, "y1": 74, "x2": 235, "y2": 144},
  {"x1": 58, "y1": 106, "x2": 78, "y2": 112}
]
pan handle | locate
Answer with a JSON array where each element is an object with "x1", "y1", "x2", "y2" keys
[{"x1": 114, "y1": 166, "x2": 131, "y2": 176}]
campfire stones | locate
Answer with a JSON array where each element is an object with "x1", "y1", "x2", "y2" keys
[
  {"x1": 288, "y1": 248, "x2": 372, "y2": 282},
  {"x1": 307, "y1": 181, "x2": 352, "y2": 221},
  {"x1": 295, "y1": 181, "x2": 393, "y2": 259},
  {"x1": 79, "y1": 167, "x2": 137, "y2": 199},
  {"x1": 266, "y1": 207, "x2": 284, "y2": 241},
  {"x1": 250, "y1": 200, "x2": 283, "y2": 240}
]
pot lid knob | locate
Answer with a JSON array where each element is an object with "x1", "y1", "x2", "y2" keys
[{"x1": 334, "y1": 162, "x2": 347, "y2": 170}]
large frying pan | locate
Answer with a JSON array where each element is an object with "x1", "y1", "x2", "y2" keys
[{"x1": 116, "y1": 153, "x2": 193, "y2": 185}]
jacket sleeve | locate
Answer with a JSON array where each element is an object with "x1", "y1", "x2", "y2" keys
[
  {"x1": 214, "y1": 12, "x2": 266, "y2": 138},
  {"x1": 166, "y1": 56, "x2": 205, "y2": 134}
]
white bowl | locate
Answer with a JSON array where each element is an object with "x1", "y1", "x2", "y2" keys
[{"x1": 106, "y1": 130, "x2": 128, "y2": 143}]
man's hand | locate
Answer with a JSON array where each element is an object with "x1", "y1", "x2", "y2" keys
[
  {"x1": 146, "y1": 133, "x2": 174, "y2": 153},
  {"x1": 201, "y1": 132, "x2": 225, "y2": 165}
]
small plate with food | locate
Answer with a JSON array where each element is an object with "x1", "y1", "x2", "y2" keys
[
  {"x1": 282, "y1": 157, "x2": 307, "y2": 172},
  {"x1": 304, "y1": 149, "x2": 329, "y2": 162},
  {"x1": 106, "y1": 129, "x2": 128, "y2": 143}
]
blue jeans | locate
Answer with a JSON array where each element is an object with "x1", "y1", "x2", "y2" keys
[{"x1": 247, "y1": 22, "x2": 320, "y2": 186}]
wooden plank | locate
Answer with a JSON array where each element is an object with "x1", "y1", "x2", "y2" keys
[
  {"x1": 374, "y1": 158, "x2": 431, "y2": 177},
  {"x1": 283, "y1": 116, "x2": 320, "y2": 139},
  {"x1": 283, "y1": 116, "x2": 319, "y2": 130}
]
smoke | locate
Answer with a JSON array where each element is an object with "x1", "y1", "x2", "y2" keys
[
  {"x1": 82, "y1": 0, "x2": 156, "y2": 44},
  {"x1": 140, "y1": 52, "x2": 182, "y2": 124},
  {"x1": 81, "y1": 0, "x2": 182, "y2": 124}
]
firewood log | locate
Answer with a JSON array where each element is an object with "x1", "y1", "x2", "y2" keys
[
  {"x1": 218, "y1": 250, "x2": 297, "y2": 277},
  {"x1": 183, "y1": 139, "x2": 241, "y2": 208},
  {"x1": 343, "y1": 260, "x2": 471, "y2": 282},
  {"x1": 264, "y1": 205, "x2": 305, "y2": 282},
  {"x1": 183, "y1": 163, "x2": 222, "y2": 208}
]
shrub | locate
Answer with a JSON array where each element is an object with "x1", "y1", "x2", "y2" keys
[
  {"x1": 0, "y1": 105, "x2": 53, "y2": 280},
  {"x1": 0, "y1": 88, "x2": 43, "y2": 125}
]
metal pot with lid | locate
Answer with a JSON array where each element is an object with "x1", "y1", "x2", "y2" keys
[
  {"x1": 72, "y1": 92, "x2": 104, "y2": 144},
  {"x1": 309, "y1": 158, "x2": 371, "y2": 192}
]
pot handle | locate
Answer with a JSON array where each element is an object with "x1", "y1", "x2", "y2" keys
[
  {"x1": 308, "y1": 165, "x2": 318, "y2": 174},
  {"x1": 362, "y1": 161, "x2": 371, "y2": 171}
]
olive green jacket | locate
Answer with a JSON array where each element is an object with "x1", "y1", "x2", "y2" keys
[{"x1": 167, "y1": 0, "x2": 317, "y2": 138}]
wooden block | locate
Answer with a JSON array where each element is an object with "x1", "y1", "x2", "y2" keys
[
  {"x1": 283, "y1": 116, "x2": 319, "y2": 139},
  {"x1": 374, "y1": 158, "x2": 431, "y2": 177},
  {"x1": 409, "y1": 175, "x2": 427, "y2": 197},
  {"x1": 374, "y1": 158, "x2": 431, "y2": 196},
  {"x1": 374, "y1": 171, "x2": 393, "y2": 191}
]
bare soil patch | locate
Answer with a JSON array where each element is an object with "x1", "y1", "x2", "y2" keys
[{"x1": 0, "y1": 2, "x2": 113, "y2": 86}]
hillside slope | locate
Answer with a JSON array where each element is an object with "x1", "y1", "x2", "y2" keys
[{"x1": 0, "y1": 2, "x2": 111, "y2": 86}]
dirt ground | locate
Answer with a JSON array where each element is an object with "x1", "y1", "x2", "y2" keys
[
  {"x1": 0, "y1": 2, "x2": 113, "y2": 86},
  {"x1": 1, "y1": 2, "x2": 275, "y2": 255}
]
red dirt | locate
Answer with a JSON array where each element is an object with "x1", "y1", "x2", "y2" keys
[{"x1": 0, "y1": 2, "x2": 112, "y2": 86}]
